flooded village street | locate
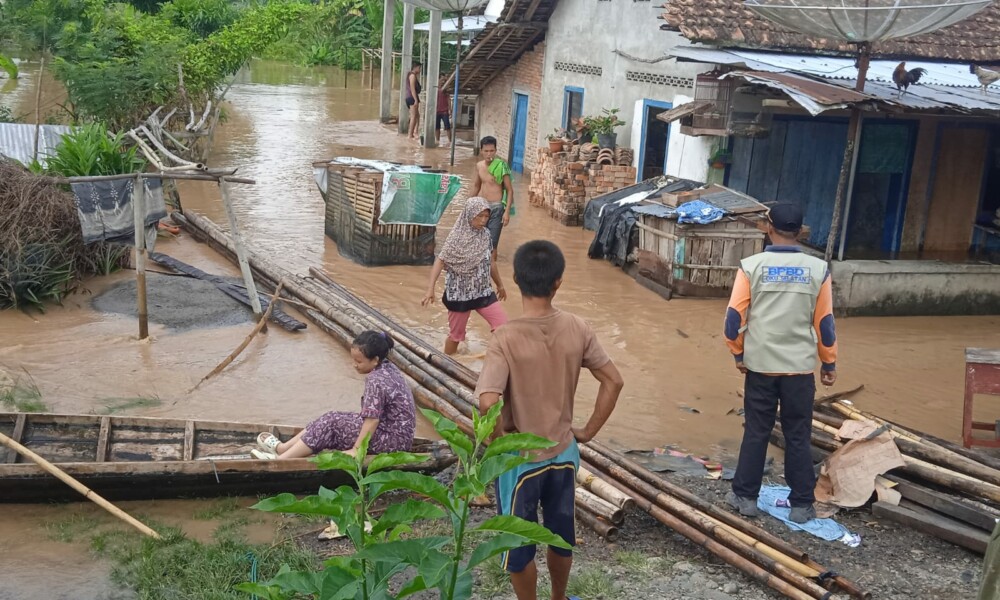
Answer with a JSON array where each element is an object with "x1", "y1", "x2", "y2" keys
[{"x1": 3, "y1": 60, "x2": 1000, "y2": 598}]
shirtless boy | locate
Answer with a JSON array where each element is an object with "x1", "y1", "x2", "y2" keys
[{"x1": 470, "y1": 136, "x2": 514, "y2": 259}]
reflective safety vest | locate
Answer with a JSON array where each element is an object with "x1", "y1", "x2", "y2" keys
[{"x1": 740, "y1": 250, "x2": 827, "y2": 374}]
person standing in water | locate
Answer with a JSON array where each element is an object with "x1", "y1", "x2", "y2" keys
[
  {"x1": 436, "y1": 75, "x2": 452, "y2": 145},
  {"x1": 724, "y1": 203, "x2": 838, "y2": 524},
  {"x1": 252, "y1": 330, "x2": 416, "y2": 460},
  {"x1": 422, "y1": 197, "x2": 508, "y2": 355},
  {"x1": 405, "y1": 64, "x2": 423, "y2": 141},
  {"x1": 469, "y1": 136, "x2": 514, "y2": 261}
]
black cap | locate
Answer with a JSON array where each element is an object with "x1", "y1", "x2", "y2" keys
[{"x1": 768, "y1": 203, "x2": 803, "y2": 232}]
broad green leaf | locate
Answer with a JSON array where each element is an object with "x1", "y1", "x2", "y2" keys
[
  {"x1": 313, "y1": 450, "x2": 360, "y2": 473},
  {"x1": 362, "y1": 470, "x2": 452, "y2": 506},
  {"x1": 420, "y1": 408, "x2": 473, "y2": 459},
  {"x1": 466, "y1": 533, "x2": 536, "y2": 569},
  {"x1": 387, "y1": 522, "x2": 412, "y2": 541},
  {"x1": 475, "y1": 401, "x2": 504, "y2": 445},
  {"x1": 322, "y1": 556, "x2": 362, "y2": 575},
  {"x1": 0, "y1": 55, "x2": 18, "y2": 80},
  {"x1": 449, "y1": 568, "x2": 474, "y2": 600},
  {"x1": 476, "y1": 453, "x2": 529, "y2": 487},
  {"x1": 397, "y1": 575, "x2": 430, "y2": 598},
  {"x1": 370, "y1": 499, "x2": 446, "y2": 536},
  {"x1": 483, "y1": 432, "x2": 557, "y2": 460},
  {"x1": 355, "y1": 432, "x2": 371, "y2": 470},
  {"x1": 319, "y1": 581, "x2": 358, "y2": 600},
  {"x1": 251, "y1": 492, "x2": 355, "y2": 518},
  {"x1": 354, "y1": 538, "x2": 451, "y2": 584},
  {"x1": 367, "y1": 451, "x2": 430, "y2": 474},
  {"x1": 476, "y1": 515, "x2": 572, "y2": 549},
  {"x1": 453, "y1": 474, "x2": 485, "y2": 501},
  {"x1": 233, "y1": 583, "x2": 289, "y2": 600}
]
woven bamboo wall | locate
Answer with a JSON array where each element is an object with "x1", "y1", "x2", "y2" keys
[{"x1": 323, "y1": 165, "x2": 436, "y2": 266}]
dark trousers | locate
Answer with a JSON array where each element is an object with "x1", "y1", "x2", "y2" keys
[{"x1": 732, "y1": 371, "x2": 817, "y2": 507}]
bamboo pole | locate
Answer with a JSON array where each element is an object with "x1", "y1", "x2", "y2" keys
[
  {"x1": 0, "y1": 431, "x2": 161, "y2": 539},
  {"x1": 580, "y1": 451, "x2": 823, "y2": 581},
  {"x1": 576, "y1": 502, "x2": 619, "y2": 541},
  {"x1": 43, "y1": 173, "x2": 255, "y2": 185},
  {"x1": 829, "y1": 401, "x2": 921, "y2": 442},
  {"x1": 32, "y1": 56, "x2": 44, "y2": 163},
  {"x1": 584, "y1": 460, "x2": 820, "y2": 600},
  {"x1": 219, "y1": 179, "x2": 262, "y2": 318},
  {"x1": 577, "y1": 466, "x2": 635, "y2": 510},
  {"x1": 575, "y1": 487, "x2": 624, "y2": 525},
  {"x1": 132, "y1": 176, "x2": 149, "y2": 340}
]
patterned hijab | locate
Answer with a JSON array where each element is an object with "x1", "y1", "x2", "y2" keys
[{"x1": 438, "y1": 197, "x2": 492, "y2": 275}]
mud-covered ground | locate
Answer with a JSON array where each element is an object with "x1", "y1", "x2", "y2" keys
[{"x1": 289, "y1": 459, "x2": 984, "y2": 600}]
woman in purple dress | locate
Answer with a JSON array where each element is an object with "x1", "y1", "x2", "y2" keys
[{"x1": 252, "y1": 330, "x2": 416, "y2": 460}]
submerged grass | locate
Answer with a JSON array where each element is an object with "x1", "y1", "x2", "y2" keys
[
  {"x1": 45, "y1": 513, "x2": 105, "y2": 543},
  {"x1": 88, "y1": 520, "x2": 318, "y2": 599},
  {"x1": 0, "y1": 370, "x2": 49, "y2": 412},
  {"x1": 194, "y1": 497, "x2": 244, "y2": 521},
  {"x1": 96, "y1": 395, "x2": 163, "y2": 415}
]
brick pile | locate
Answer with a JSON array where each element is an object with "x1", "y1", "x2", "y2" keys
[{"x1": 528, "y1": 148, "x2": 638, "y2": 226}]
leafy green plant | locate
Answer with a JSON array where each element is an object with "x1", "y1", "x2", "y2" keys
[
  {"x1": 0, "y1": 54, "x2": 18, "y2": 79},
  {"x1": 240, "y1": 402, "x2": 569, "y2": 600},
  {"x1": 0, "y1": 105, "x2": 15, "y2": 124},
  {"x1": 584, "y1": 108, "x2": 625, "y2": 136},
  {"x1": 0, "y1": 238, "x2": 78, "y2": 311},
  {"x1": 45, "y1": 123, "x2": 145, "y2": 177}
]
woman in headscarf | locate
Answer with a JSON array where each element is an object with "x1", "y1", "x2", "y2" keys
[{"x1": 422, "y1": 197, "x2": 508, "y2": 355}]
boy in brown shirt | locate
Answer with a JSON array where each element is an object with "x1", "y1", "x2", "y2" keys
[{"x1": 476, "y1": 240, "x2": 624, "y2": 600}]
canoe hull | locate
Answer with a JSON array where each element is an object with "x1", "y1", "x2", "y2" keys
[{"x1": 0, "y1": 412, "x2": 451, "y2": 503}]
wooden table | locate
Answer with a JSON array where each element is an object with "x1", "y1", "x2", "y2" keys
[{"x1": 964, "y1": 348, "x2": 1000, "y2": 448}]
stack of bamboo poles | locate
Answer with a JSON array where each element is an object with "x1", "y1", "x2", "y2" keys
[
  {"x1": 775, "y1": 399, "x2": 1000, "y2": 554},
  {"x1": 175, "y1": 209, "x2": 868, "y2": 600}
]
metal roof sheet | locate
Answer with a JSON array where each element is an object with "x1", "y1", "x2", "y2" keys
[
  {"x1": 673, "y1": 46, "x2": 1000, "y2": 115},
  {"x1": 0, "y1": 123, "x2": 72, "y2": 166}
]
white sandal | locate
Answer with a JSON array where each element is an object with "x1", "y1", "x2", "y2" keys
[
  {"x1": 251, "y1": 448, "x2": 276, "y2": 460},
  {"x1": 256, "y1": 432, "x2": 280, "y2": 453}
]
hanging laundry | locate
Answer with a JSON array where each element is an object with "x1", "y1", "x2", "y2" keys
[{"x1": 71, "y1": 178, "x2": 167, "y2": 249}]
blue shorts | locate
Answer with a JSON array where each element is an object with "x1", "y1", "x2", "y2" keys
[{"x1": 495, "y1": 440, "x2": 579, "y2": 572}]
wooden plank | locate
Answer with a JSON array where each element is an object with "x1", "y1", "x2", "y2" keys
[
  {"x1": 872, "y1": 501, "x2": 989, "y2": 553},
  {"x1": 684, "y1": 230, "x2": 765, "y2": 240},
  {"x1": 95, "y1": 416, "x2": 111, "y2": 463},
  {"x1": 6, "y1": 414, "x2": 26, "y2": 464},
  {"x1": 635, "y1": 221, "x2": 677, "y2": 241},
  {"x1": 887, "y1": 476, "x2": 999, "y2": 532},
  {"x1": 183, "y1": 421, "x2": 196, "y2": 461}
]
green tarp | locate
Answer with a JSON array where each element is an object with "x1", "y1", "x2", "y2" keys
[{"x1": 380, "y1": 171, "x2": 463, "y2": 225}]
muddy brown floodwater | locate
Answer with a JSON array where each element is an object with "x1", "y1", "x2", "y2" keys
[{"x1": 4, "y1": 59, "x2": 1000, "y2": 597}]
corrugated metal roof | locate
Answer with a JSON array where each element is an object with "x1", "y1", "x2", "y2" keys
[
  {"x1": 0, "y1": 123, "x2": 72, "y2": 166},
  {"x1": 672, "y1": 46, "x2": 1000, "y2": 115}
]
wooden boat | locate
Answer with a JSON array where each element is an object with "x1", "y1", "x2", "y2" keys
[{"x1": 0, "y1": 413, "x2": 453, "y2": 503}]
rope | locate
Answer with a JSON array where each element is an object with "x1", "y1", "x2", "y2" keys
[
  {"x1": 246, "y1": 551, "x2": 259, "y2": 600},
  {"x1": 612, "y1": 49, "x2": 674, "y2": 64}
]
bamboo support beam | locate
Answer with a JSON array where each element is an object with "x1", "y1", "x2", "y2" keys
[
  {"x1": 575, "y1": 487, "x2": 624, "y2": 525},
  {"x1": 132, "y1": 177, "x2": 149, "y2": 340},
  {"x1": 0, "y1": 431, "x2": 161, "y2": 539},
  {"x1": 577, "y1": 466, "x2": 634, "y2": 510}
]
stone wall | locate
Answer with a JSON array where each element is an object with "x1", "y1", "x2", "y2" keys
[
  {"x1": 479, "y1": 43, "x2": 545, "y2": 173},
  {"x1": 528, "y1": 148, "x2": 638, "y2": 226}
]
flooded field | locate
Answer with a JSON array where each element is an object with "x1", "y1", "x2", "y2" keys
[{"x1": 4, "y1": 58, "x2": 1000, "y2": 597}]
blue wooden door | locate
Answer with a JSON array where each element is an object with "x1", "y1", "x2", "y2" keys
[{"x1": 511, "y1": 93, "x2": 529, "y2": 173}]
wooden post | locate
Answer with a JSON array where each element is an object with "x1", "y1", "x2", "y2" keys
[
  {"x1": 132, "y1": 176, "x2": 149, "y2": 340},
  {"x1": 218, "y1": 179, "x2": 263, "y2": 318},
  {"x1": 32, "y1": 56, "x2": 45, "y2": 163},
  {"x1": 398, "y1": 2, "x2": 415, "y2": 134},
  {"x1": 379, "y1": 0, "x2": 397, "y2": 122},
  {"x1": 423, "y1": 10, "x2": 442, "y2": 148}
]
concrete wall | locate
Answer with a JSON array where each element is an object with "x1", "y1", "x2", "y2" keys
[
  {"x1": 832, "y1": 260, "x2": 1000, "y2": 316},
  {"x1": 536, "y1": 0, "x2": 714, "y2": 181},
  {"x1": 478, "y1": 43, "x2": 546, "y2": 173}
]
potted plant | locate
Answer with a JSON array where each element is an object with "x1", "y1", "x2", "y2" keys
[
  {"x1": 546, "y1": 128, "x2": 567, "y2": 153},
  {"x1": 584, "y1": 108, "x2": 625, "y2": 149},
  {"x1": 707, "y1": 146, "x2": 731, "y2": 169}
]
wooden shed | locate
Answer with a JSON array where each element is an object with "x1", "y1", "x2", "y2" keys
[
  {"x1": 635, "y1": 187, "x2": 768, "y2": 298},
  {"x1": 315, "y1": 161, "x2": 437, "y2": 266}
]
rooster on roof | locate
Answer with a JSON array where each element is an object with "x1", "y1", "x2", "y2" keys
[
  {"x1": 971, "y1": 64, "x2": 1000, "y2": 94},
  {"x1": 892, "y1": 62, "x2": 927, "y2": 96}
]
